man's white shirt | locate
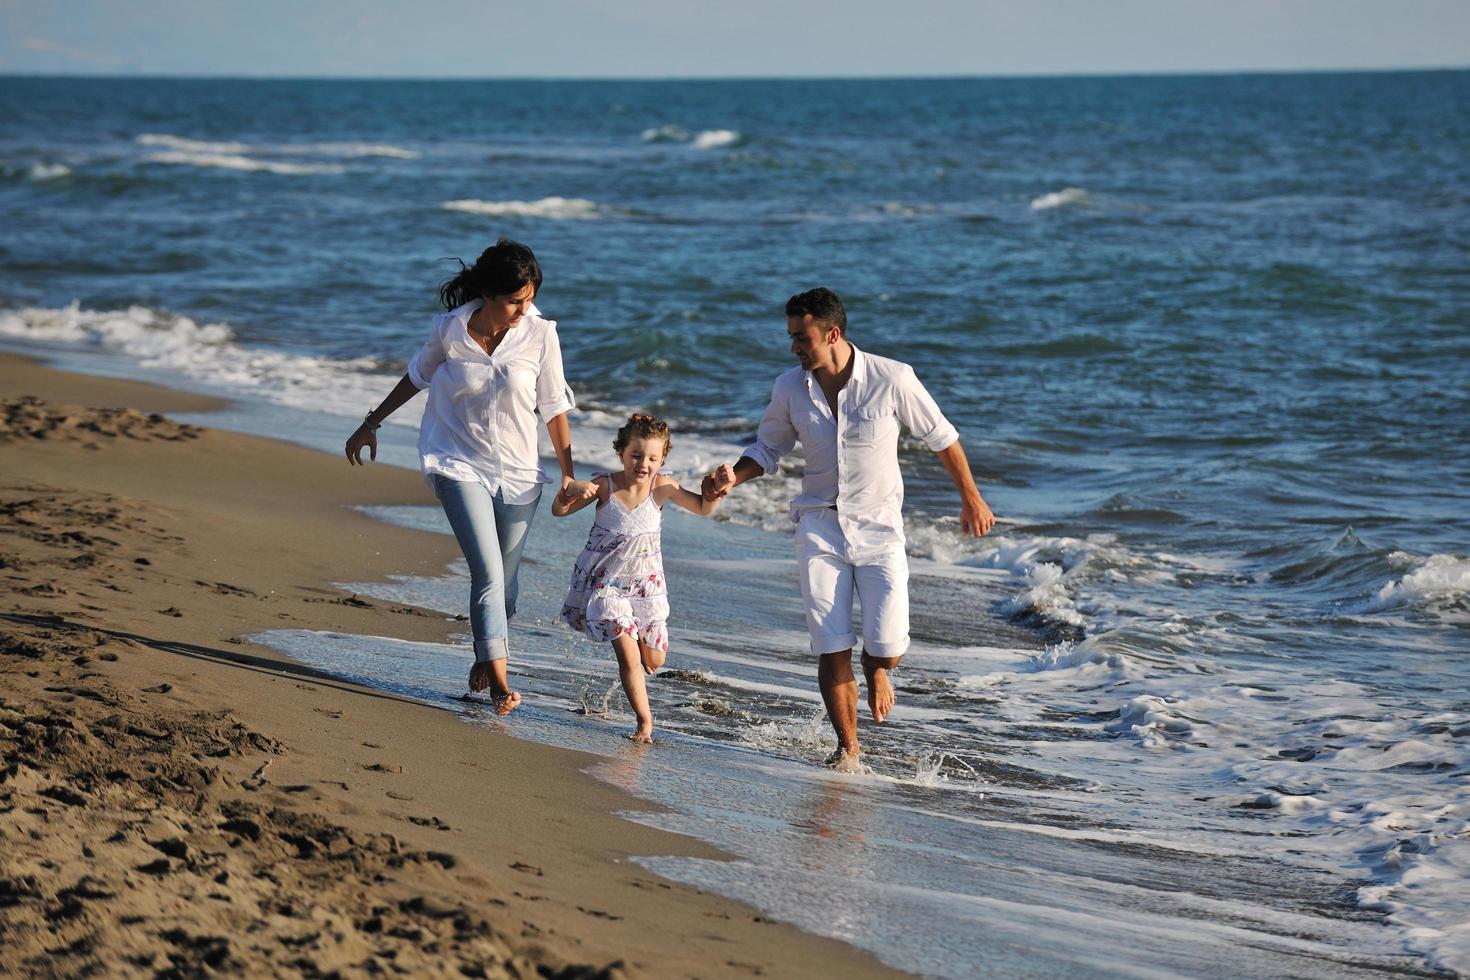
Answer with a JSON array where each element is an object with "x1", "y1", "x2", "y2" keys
[
  {"x1": 408, "y1": 299, "x2": 576, "y2": 504},
  {"x1": 742, "y1": 343, "x2": 958, "y2": 561}
]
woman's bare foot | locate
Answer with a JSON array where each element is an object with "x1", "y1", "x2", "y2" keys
[
  {"x1": 469, "y1": 661, "x2": 520, "y2": 714},
  {"x1": 823, "y1": 746, "x2": 863, "y2": 773}
]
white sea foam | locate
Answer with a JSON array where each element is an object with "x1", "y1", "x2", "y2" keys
[
  {"x1": 443, "y1": 197, "x2": 601, "y2": 220},
  {"x1": 641, "y1": 124, "x2": 691, "y2": 143},
  {"x1": 1361, "y1": 552, "x2": 1470, "y2": 616},
  {"x1": 137, "y1": 133, "x2": 253, "y2": 154},
  {"x1": 692, "y1": 129, "x2": 740, "y2": 149},
  {"x1": 26, "y1": 162, "x2": 72, "y2": 182},
  {"x1": 138, "y1": 133, "x2": 418, "y2": 159},
  {"x1": 1031, "y1": 187, "x2": 1092, "y2": 210},
  {"x1": 0, "y1": 303, "x2": 406, "y2": 425},
  {"x1": 143, "y1": 151, "x2": 344, "y2": 176},
  {"x1": 640, "y1": 125, "x2": 741, "y2": 149},
  {"x1": 299, "y1": 142, "x2": 419, "y2": 159},
  {"x1": 960, "y1": 626, "x2": 1470, "y2": 974}
]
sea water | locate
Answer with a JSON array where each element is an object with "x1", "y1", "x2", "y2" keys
[{"x1": 1, "y1": 73, "x2": 1466, "y2": 976}]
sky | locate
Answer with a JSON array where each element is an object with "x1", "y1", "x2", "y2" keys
[{"x1": 2, "y1": 0, "x2": 1468, "y2": 78}]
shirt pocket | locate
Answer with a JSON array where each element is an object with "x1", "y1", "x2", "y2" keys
[{"x1": 848, "y1": 407, "x2": 893, "y2": 445}]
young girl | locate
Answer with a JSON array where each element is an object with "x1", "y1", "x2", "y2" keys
[{"x1": 554, "y1": 414, "x2": 734, "y2": 742}]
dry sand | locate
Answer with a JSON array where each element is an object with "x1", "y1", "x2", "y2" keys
[{"x1": 0, "y1": 354, "x2": 901, "y2": 978}]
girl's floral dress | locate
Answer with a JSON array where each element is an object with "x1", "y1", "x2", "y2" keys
[{"x1": 559, "y1": 478, "x2": 669, "y2": 652}]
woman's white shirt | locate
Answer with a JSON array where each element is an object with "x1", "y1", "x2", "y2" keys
[{"x1": 408, "y1": 299, "x2": 576, "y2": 504}]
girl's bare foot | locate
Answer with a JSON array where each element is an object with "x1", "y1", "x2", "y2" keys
[{"x1": 639, "y1": 642, "x2": 665, "y2": 676}]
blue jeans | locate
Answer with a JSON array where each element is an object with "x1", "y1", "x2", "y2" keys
[{"x1": 431, "y1": 476, "x2": 541, "y2": 662}]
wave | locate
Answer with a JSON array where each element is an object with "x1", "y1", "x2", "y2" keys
[
  {"x1": 641, "y1": 125, "x2": 743, "y2": 150},
  {"x1": 0, "y1": 303, "x2": 400, "y2": 424},
  {"x1": 443, "y1": 197, "x2": 601, "y2": 220},
  {"x1": 692, "y1": 129, "x2": 740, "y2": 150},
  {"x1": 137, "y1": 133, "x2": 251, "y2": 154},
  {"x1": 299, "y1": 142, "x2": 419, "y2": 159},
  {"x1": 1030, "y1": 187, "x2": 1091, "y2": 211},
  {"x1": 1360, "y1": 552, "x2": 1470, "y2": 617},
  {"x1": 641, "y1": 125, "x2": 691, "y2": 143},
  {"x1": 969, "y1": 630, "x2": 1470, "y2": 973},
  {"x1": 143, "y1": 151, "x2": 344, "y2": 176},
  {"x1": 26, "y1": 162, "x2": 72, "y2": 182},
  {"x1": 137, "y1": 133, "x2": 418, "y2": 159}
]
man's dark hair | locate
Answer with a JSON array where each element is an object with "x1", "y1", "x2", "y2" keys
[{"x1": 785, "y1": 287, "x2": 847, "y2": 336}]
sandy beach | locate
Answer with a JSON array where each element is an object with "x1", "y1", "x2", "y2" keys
[{"x1": 0, "y1": 353, "x2": 900, "y2": 978}]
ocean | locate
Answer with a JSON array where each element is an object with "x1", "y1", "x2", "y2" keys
[{"x1": 1, "y1": 72, "x2": 1467, "y2": 977}]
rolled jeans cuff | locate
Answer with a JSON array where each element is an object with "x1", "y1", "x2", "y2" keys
[{"x1": 474, "y1": 637, "x2": 508, "y2": 663}]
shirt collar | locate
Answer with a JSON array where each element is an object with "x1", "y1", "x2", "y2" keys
[
  {"x1": 451, "y1": 298, "x2": 542, "y2": 323},
  {"x1": 803, "y1": 339, "x2": 865, "y2": 388}
]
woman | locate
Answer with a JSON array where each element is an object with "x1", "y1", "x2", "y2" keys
[{"x1": 345, "y1": 238, "x2": 591, "y2": 713}]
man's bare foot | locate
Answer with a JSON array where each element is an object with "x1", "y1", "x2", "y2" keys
[
  {"x1": 823, "y1": 746, "x2": 863, "y2": 773},
  {"x1": 469, "y1": 661, "x2": 493, "y2": 693},
  {"x1": 628, "y1": 724, "x2": 653, "y2": 743},
  {"x1": 492, "y1": 691, "x2": 521, "y2": 716},
  {"x1": 865, "y1": 665, "x2": 896, "y2": 723}
]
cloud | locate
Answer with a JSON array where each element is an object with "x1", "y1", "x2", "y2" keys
[{"x1": 22, "y1": 36, "x2": 126, "y2": 67}]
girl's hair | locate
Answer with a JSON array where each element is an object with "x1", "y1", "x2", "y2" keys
[
  {"x1": 614, "y1": 413, "x2": 672, "y2": 457},
  {"x1": 439, "y1": 238, "x2": 543, "y2": 310}
]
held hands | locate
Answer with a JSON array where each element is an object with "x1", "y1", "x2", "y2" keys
[
  {"x1": 557, "y1": 476, "x2": 599, "y2": 507},
  {"x1": 960, "y1": 492, "x2": 996, "y2": 537},
  {"x1": 701, "y1": 463, "x2": 737, "y2": 502},
  {"x1": 345, "y1": 424, "x2": 377, "y2": 466}
]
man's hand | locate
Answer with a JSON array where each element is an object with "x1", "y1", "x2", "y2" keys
[
  {"x1": 960, "y1": 491, "x2": 995, "y2": 537},
  {"x1": 702, "y1": 463, "x2": 736, "y2": 501}
]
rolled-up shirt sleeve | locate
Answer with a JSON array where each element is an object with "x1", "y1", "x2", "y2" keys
[
  {"x1": 894, "y1": 365, "x2": 959, "y2": 452},
  {"x1": 741, "y1": 378, "x2": 798, "y2": 473},
  {"x1": 407, "y1": 316, "x2": 447, "y2": 390},
  {"x1": 535, "y1": 323, "x2": 576, "y2": 419}
]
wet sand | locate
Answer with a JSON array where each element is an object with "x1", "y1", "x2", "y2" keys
[{"x1": 0, "y1": 353, "x2": 900, "y2": 978}]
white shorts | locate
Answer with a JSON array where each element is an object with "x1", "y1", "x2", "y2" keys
[{"x1": 795, "y1": 509, "x2": 910, "y2": 659}]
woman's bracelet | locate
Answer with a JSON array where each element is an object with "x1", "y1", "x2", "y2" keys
[{"x1": 361, "y1": 412, "x2": 382, "y2": 431}]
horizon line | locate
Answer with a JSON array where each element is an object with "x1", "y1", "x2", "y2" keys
[{"x1": 1, "y1": 64, "x2": 1467, "y2": 84}]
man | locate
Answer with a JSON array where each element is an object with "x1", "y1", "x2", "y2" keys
[{"x1": 704, "y1": 287, "x2": 994, "y2": 770}]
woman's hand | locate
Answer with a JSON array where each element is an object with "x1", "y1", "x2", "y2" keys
[
  {"x1": 558, "y1": 477, "x2": 598, "y2": 504},
  {"x1": 345, "y1": 424, "x2": 377, "y2": 465}
]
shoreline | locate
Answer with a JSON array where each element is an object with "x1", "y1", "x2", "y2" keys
[{"x1": 0, "y1": 352, "x2": 902, "y2": 978}]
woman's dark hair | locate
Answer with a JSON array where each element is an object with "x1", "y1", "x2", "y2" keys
[
  {"x1": 784, "y1": 287, "x2": 847, "y2": 336},
  {"x1": 613, "y1": 413, "x2": 672, "y2": 458},
  {"x1": 439, "y1": 238, "x2": 543, "y2": 310}
]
